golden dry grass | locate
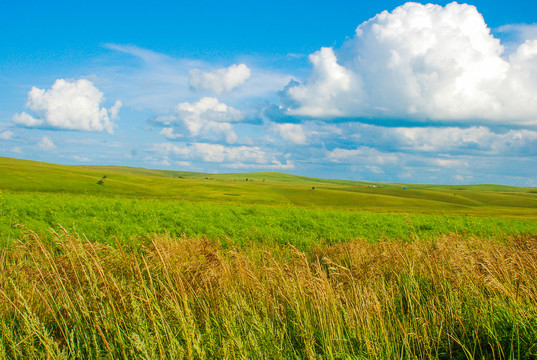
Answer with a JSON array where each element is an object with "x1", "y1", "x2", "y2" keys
[{"x1": 1, "y1": 229, "x2": 537, "y2": 359}]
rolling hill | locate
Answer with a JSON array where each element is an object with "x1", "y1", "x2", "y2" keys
[{"x1": 1, "y1": 156, "x2": 537, "y2": 217}]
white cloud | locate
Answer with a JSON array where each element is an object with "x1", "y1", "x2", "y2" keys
[
  {"x1": 160, "y1": 127, "x2": 182, "y2": 139},
  {"x1": 156, "y1": 97, "x2": 242, "y2": 144},
  {"x1": 37, "y1": 136, "x2": 56, "y2": 151},
  {"x1": 0, "y1": 130, "x2": 13, "y2": 140},
  {"x1": 147, "y1": 158, "x2": 171, "y2": 167},
  {"x1": 283, "y1": 2, "x2": 537, "y2": 125},
  {"x1": 496, "y1": 24, "x2": 537, "y2": 52},
  {"x1": 389, "y1": 126, "x2": 496, "y2": 152},
  {"x1": 225, "y1": 160, "x2": 294, "y2": 170},
  {"x1": 431, "y1": 158, "x2": 468, "y2": 168},
  {"x1": 189, "y1": 64, "x2": 251, "y2": 94},
  {"x1": 272, "y1": 123, "x2": 307, "y2": 144},
  {"x1": 73, "y1": 155, "x2": 91, "y2": 162},
  {"x1": 109, "y1": 100, "x2": 122, "y2": 120},
  {"x1": 175, "y1": 97, "x2": 243, "y2": 125},
  {"x1": 453, "y1": 174, "x2": 473, "y2": 183},
  {"x1": 152, "y1": 142, "x2": 268, "y2": 164},
  {"x1": 365, "y1": 165, "x2": 384, "y2": 174},
  {"x1": 13, "y1": 79, "x2": 121, "y2": 134},
  {"x1": 104, "y1": 44, "x2": 292, "y2": 110},
  {"x1": 351, "y1": 124, "x2": 537, "y2": 155},
  {"x1": 12, "y1": 112, "x2": 42, "y2": 127},
  {"x1": 498, "y1": 23, "x2": 537, "y2": 37},
  {"x1": 150, "y1": 142, "x2": 293, "y2": 169},
  {"x1": 174, "y1": 161, "x2": 191, "y2": 167},
  {"x1": 327, "y1": 146, "x2": 399, "y2": 164},
  {"x1": 285, "y1": 47, "x2": 362, "y2": 117}
]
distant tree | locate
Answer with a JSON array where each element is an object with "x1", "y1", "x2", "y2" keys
[{"x1": 97, "y1": 175, "x2": 106, "y2": 185}]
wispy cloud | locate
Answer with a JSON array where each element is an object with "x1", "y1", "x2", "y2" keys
[
  {"x1": 101, "y1": 44, "x2": 292, "y2": 110},
  {"x1": 495, "y1": 23, "x2": 537, "y2": 52}
]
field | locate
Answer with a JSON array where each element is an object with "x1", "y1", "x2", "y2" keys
[{"x1": 1, "y1": 156, "x2": 537, "y2": 359}]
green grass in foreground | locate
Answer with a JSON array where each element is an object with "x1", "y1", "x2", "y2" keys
[
  {"x1": 2, "y1": 191, "x2": 537, "y2": 249},
  {"x1": 1, "y1": 231, "x2": 536, "y2": 359},
  {"x1": 1, "y1": 157, "x2": 537, "y2": 248}
]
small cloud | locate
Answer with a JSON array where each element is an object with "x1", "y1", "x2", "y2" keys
[
  {"x1": 189, "y1": 64, "x2": 251, "y2": 94},
  {"x1": 225, "y1": 160, "x2": 294, "y2": 170},
  {"x1": 13, "y1": 79, "x2": 120, "y2": 134},
  {"x1": 73, "y1": 155, "x2": 91, "y2": 162},
  {"x1": 160, "y1": 127, "x2": 182, "y2": 139},
  {"x1": 10, "y1": 146, "x2": 22, "y2": 154},
  {"x1": 155, "y1": 97, "x2": 242, "y2": 144},
  {"x1": 12, "y1": 112, "x2": 42, "y2": 127},
  {"x1": 174, "y1": 161, "x2": 191, "y2": 167},
  {"x1": 327, "y1": 146, "x2": 399, "y2": 165},
  {"x1": 432, "y1": 158, "x2": 468, "y2": 168},
  {"x1": 453, "y1": 174, "x2": 473, "y2": 183},
  {"x1": 37, "y1": 136, "x2": 56, "y2": 151},
  {"x1": 156, "y1": 159, "x2": 171, "y2": 166},
  {"x1": 365, "y1": 165, "x2": 384, "y2": 174},
  {"x1": 0, "y1": 130, "x2": 13, "y2": 140},
  {"x1": 151, "y1": 142, "x2": 284, "y2": 166},
  {"x1": 398, "y1": 172, "x2": 413, "y2": 180},
  {"x1": 495, "y1": 23, "x2": 537, "y2": 49},
  {"x1": 109, "y1": 100, "x2": 122, "y2": 121},
  {"x1": 272, "y1": 123, "x2": 307, "y2": 144}
]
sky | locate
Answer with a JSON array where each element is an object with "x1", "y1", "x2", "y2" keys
[{"x1": 2, "y1": 0, "x2": 537, "y2": 186}]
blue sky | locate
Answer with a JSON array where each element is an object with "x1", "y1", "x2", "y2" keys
[{"x1": 2, "y1": 1, "x2": 537, "y2": 186}]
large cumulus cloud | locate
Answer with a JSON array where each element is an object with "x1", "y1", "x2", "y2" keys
[
  {"x1": 13, "y1": 79, "x2": 121, "y2": 134},
  {"x1": 283, "y1": 2, "x2": 537, "y2": 125}
]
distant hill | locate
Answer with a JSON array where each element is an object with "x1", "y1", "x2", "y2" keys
[{"x1": 2, "y1": 156, "x2": 537, "y2": 216}]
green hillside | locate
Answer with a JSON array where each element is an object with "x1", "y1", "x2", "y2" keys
[{"x1": 1, "y1": 156, "x2": 536, "y2": 216}]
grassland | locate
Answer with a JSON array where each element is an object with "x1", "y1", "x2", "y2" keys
[
  {"x1": 1, "y1": 156, "x2": 537, "y2": 359},
  {"x1": 1, "y1": 156, "x2": 537, "y2": 247},
  {"x1": 2, "y1": 231, "x2": 536, "y2": 359}
]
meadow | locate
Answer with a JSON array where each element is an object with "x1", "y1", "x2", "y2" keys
[
  {"x1": 2, "y1": 191, "x2": 537, "y2": 250},
  {"x1": 1, "y1": 156, "x2": 537, "y2": 359}
]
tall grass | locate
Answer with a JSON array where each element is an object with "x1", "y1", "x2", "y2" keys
[
  {"x1": 3, "y1": 191, "x2": 536, "y2": 248},
  {"x1": 1, "y1": 229, "x2": 536, "y2": 359}
]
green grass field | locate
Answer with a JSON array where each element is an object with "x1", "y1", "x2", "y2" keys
[
  {"x1": 1, "y1": 156, "x2": 537, "y2": 359},
  {"x1": 1, "y1": 156, "x2": 537, "y2": 247}
]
